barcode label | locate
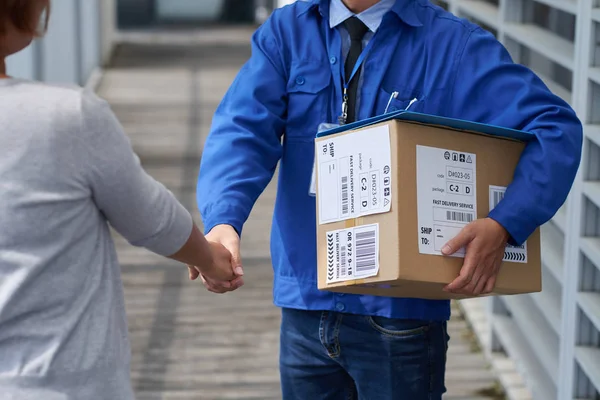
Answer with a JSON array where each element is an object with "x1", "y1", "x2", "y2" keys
[
  {"x1": 326, "y1": 224, "x2": 380, "y2": 284},
  {"x1": 341, "y1": 176, "x2": 349, "y2": 215},
  {"x1": 340, "y1": 245, "x2": 347, "y2": 276},
  {"x1": 355, "y1": 228, "x2": 377, "y2": 273},
  {"x1": 492, "y1": 189, "x2": 504, "y2": 208},
  {"x1": 446, "y1": 210, "x2": 474, "y2": 223},
  {"x1": 489, "y1": 185, "x2": 528, "y2": 263},
  {"x1": 489, "y1": 186, "x2": 506, "y2": 211}
]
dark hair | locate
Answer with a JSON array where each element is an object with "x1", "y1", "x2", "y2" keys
[{"x1": 0, "y1": 0, "x2": 49, "y2": 36}]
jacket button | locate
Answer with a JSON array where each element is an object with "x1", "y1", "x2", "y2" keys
[
  {"x1": 335, "y1": 302, "x2": 345, "y2": 312},
  {"x1": 296, "y1": 76, "x2": 305, "y2": 85},
  {"x1": 330, "y1": 56, "x2": 337, "y2": 64}
]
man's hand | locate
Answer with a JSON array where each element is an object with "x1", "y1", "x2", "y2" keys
[
  {"x1": 187, "y1": 242, "x2": 237, "y2": 282},
  {"x1": 441, "y1": 218, "x2": 510, "y2": 296},
  {"x1": 189, "y1": 224, "x2": 245, "y2": 294}
]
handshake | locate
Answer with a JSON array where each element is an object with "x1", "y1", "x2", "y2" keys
[{"x1": 187, "y1": 224, "x2": 245, "y2": 294}]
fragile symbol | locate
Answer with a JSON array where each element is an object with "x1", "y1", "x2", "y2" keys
[
  {"x1": 384, "y1": 187, "x2": 390, "y2": 196},
  {"x1": 327, "y1": 233, "x2": 335, "y2": 280},
  {"x1": 504, "y1": 251, "x2": 525, "y2": 262},
  {"x1": 459, "y1": 154, "x2": 465, "y2": 163}
]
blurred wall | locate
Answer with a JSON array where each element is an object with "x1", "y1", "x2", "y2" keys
[
  {"x1": 101, "y1": 0, "x2": 117, "y2": 66},
  {"x1": 117, "y1": 0, "x2": 155, "y2": 28},
  {"x1": 277, "y1": 0, "x2": 297, "y2": 6},
  {"x1": 6, "y1": 0, "x2": 115, "y2": 86},
  {"x1": 156, "y1": 0, "x2": 223, "y2": 20},
  {"x1": 117, "y1": 0, "x2": 262, "y2": 28}
]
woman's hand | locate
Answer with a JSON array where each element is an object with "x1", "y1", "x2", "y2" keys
[{"x1": 188, "y1": 241, "x2": 239, "y2": 282}]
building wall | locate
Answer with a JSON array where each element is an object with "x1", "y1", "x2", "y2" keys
[
  {"x1": 116, "y1": 0, "x2": 261, "y2": 27},
  {"x1": 101, "y1": 0, "x2": 117, "y2": 66},
  {"x1": 6, "y1": 0, "x2": 115, "y2": 86},
  {"x1": 156, "y1": 0, "x2": 223, "y2": 20},
  {"x1": 276, "y1": 0, "x2": 297, "y2": 6}
]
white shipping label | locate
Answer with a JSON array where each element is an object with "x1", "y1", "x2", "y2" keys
[
  {"x1": 309, "y1": 161, "x2": 317, "y2": 196},
  {"x1": 317, "y1": 126, "x2": 392, "y2": 225},
  {"x1": 489, "y1": 185, "x2": 528, "y2": 263},
  {"x1": 325, "y1": 224, "x2": 380, "y2": 284},
  {"x1": 416, "y1": 146, "x2": 477, "y2": 258},
  {"x1": 310, "y1": 123, "x2": 342, "y2": 197}
]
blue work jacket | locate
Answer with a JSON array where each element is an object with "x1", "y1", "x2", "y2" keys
[{"x1": 197, "y1": 0, "x2": 582, "y2": 321}]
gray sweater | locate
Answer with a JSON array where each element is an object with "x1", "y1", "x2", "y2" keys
[{"x1": 0, "y1": 79, "x2": 193, "y2": 399}]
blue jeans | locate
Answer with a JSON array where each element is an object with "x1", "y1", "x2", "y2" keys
[{"x1": 279, "y1": 308, "x2": 449, "y2": 400}]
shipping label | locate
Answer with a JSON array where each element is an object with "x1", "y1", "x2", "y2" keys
[
  {"x1": 317, "y1": 126, "x2": 392, "y2": 225},
  {"x1": 326, "y1": 224, "x2": 380, "y2": 284},
  {"x1": 416, "y1": 145, "x2": 477, "y2": 257},
  {"x1": 489, "y1": 185, "x2": 528, "y2": 263}
]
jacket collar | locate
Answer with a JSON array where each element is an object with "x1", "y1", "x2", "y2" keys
[{"x1": 298, "y1": 0, "x2": 423, "y2": 28}]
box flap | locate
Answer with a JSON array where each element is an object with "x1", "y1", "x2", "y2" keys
[{"x1": 315, "y1": 110, "x2": 535, "y2": 142}]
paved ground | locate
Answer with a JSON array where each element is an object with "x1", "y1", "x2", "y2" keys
[{"x1": 100, "y1": 27, "x2": 502, "y2": 400}]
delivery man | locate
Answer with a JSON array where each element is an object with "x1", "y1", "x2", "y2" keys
[{"x1": 194, "y1": 0, "x2": 582, "y2": 398}]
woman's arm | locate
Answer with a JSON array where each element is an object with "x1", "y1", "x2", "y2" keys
[{"x1": 76, "y1": 89, "x2": 237, "y2": 281}]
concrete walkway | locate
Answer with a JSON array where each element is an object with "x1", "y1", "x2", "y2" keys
[{"x1": 100, "y1": 27, "x2": 503, "y2": 400}]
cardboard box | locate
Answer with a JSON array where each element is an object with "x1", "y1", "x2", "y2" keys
[{"x1": 314, "y1": 111, "x2": 541, "y2": 300}]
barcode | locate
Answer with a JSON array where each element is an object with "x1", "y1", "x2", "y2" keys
[
  {"x1": 341, "y1": 176, "x2": 349, "y2": 215},
  {"x1": 355, "y1": 228, "x2": 377, "y2": 273},
  {"x1": 340, "y1": 245, "x2": 347, "y2": 276},
  {"x1": 492, "y1": 189, "x2": 504, "y2": 207},
  {"x1": 446, "y1": 211, "x2": 474, "y2": 223}
]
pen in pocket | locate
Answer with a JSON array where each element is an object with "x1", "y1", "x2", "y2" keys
[
  {"x1": 384, "y1": 91, "x2": 419, "y2": 114},
  {"x1": 405, "y1": 97, "x2": 418, "y2": 111},
  {"x1": 384, "y1": 91, "x2": 399, "y2": 114}
]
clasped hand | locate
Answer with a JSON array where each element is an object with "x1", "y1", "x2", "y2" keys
[
  {"x1": 187, "y1": 224, "x2": 245, "y2": 294},
  {"x1": 441, "y1": 217, "x2": 510, "y2": 296}
]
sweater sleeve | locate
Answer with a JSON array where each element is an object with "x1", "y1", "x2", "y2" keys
[{"x1": 78, "y1": 89, "x2": 193, "y2": 256}]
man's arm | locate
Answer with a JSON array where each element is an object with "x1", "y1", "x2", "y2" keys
[
  {"x1": 195, "y1": 19, "x2": 287, "y2": 293},
  {"x1": 442, "y1": 27, "x2": 583, "y2": 295},
  {"x1": 197, "y1": 21, "x2": 287, "y2": 237},
  {"x1": 447, "y1": 27, "x2": 583, "y2": 245}
]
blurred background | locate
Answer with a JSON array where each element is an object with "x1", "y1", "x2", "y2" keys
[{"x1": 5, "y1": 1, "x2": 600, "y2": 399}]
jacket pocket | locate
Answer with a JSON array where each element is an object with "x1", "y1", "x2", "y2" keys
[
  {"x1": 285, "y1": 61, "x2": 332, "y2": 139},
  {"x1": 376, "y1": 87, "x2": 427, "y2": 116}
]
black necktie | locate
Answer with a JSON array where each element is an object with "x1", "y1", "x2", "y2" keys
[{"x1": 343, "y1": 17, "x2": 369, "y2": 123}]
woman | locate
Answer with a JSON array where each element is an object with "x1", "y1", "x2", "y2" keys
[{"x1": 0, "y1": 1, "x2": 240, "y2": 398}]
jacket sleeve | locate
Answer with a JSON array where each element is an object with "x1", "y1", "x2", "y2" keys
[
  {"x1": 197, "y1": 21, "x2": 287, "y2": 235},
  {"x1": 446, "y1": 27, "x2": 583, "y2": 245}
]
